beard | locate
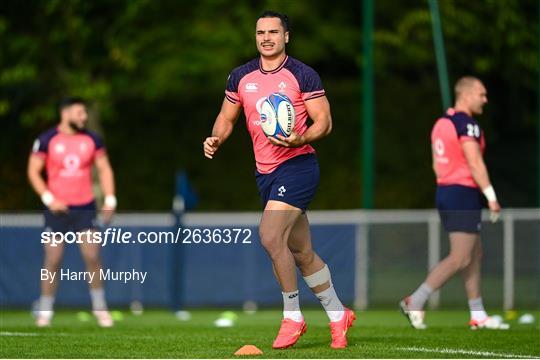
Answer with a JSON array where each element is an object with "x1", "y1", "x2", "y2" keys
[{"x1": 68, "y1": 120, "x2": 85, "y2": 132}]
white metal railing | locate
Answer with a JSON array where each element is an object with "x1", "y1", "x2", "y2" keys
[{"x1": 1, "y1": 208, "x2": 538, "y2": 310}]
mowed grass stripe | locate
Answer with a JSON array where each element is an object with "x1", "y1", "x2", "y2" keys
[{"x1": 1, "y1": 309, "x2": 539, "y2": 358}]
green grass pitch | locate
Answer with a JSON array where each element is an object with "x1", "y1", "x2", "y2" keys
[{"x1": 1, "y1": 309, "x2": 539, "y2": 358}]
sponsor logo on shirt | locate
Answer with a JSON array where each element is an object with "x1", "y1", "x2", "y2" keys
[
  {"x1": 55, "y1": 143, "x2": 66, "y2": 153},
  {"x1": 434, "y1": 139, "x2": 445, "y2": 155},
  {"x1": 252, "y1": 97, "x2": 268, "y2": 126},
  {"x1": 60, "y1": 154, "x2": 83, "y2": 177},
  {"x1": 434, "y1": 138, "x2": 449, "y2": 164},
  {"x1": 245, "y1": 83, "x2": 258, "y2": 92}
]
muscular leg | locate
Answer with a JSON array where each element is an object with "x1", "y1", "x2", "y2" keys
[
  {"x1": 36, "y1": 236, "x2": 64, "y2": 325},
  {"x1": 41, "y1": 237, "x2": 65, "y2": 297},
  {"x1": 288, "y1": 213, "x2": 346, "y2": 323},
  {"x1": 424, "y1": 232, "x2": 477, "y2": 290},
  {"x1": 79, "y1": 230, "x2": 104, "y2": 290},
  {"x1": 259, "y1": 201, "x2": 302, "y2": 292},
  {"x1": 79, "y1": 229, "x2": 113, "y2": 326},
  {"x1": 262, "y1": 195, "x2": 354, "y2": 348},
  {"x1": 460, "y1": 236, "x2": 488, "y2": 321},
  {"x1": 409, "y1": 232, "x2": 477, "y2": 310},
  {"x1": 461, "y1": 236, "x2": 482, "y2": 300},
  {"x1": 79, "y1": 230, "x2": 110, "y2": 314},
  {"x1": 260, "y1": 200, "x2": 305, "y2": 327},
  {"x1": 287, "y1": 214, "x2": 328, "y2": 293}
]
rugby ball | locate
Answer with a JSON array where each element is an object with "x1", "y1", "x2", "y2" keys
[{"x1": 259, "y1": 93, "x2": 296, "y2": 138}]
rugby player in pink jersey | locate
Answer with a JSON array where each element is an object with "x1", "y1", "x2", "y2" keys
[
  {"x1": 203, "y1": 11, "x2": 355, "y2": 349},
  {"x1": 400, "y1": 77, "x2": 508, "y2": 330},
  {"x1": 27, "y1": 97, "x2": 117, "y2": 328}
]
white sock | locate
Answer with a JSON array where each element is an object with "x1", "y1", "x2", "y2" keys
[
  {"x1": 468, "y1": 297, "x2": 488, "y2": 321},
  {"x1": 90, "y1": 288, "x2": 108, "y2": 311},
  {"x1": 38, "y1": 295, "x2": 55, "y2": 318},
  {"x1": 282, "y1": 290, "x2": 303, "y2": 322},
  {"x1": 315, "y1": 285, "x2": 345, "y2": 322},
  {"x1": 409, "y1": 283, "x2": 433, "y2": 310}
]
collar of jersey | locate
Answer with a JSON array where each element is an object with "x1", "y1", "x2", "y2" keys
[{"x1": 259, "y1": 55, "x2": 288, "y2": 74}]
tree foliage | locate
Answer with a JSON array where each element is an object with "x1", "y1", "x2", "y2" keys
[{"x1": 1, "y1": 0, "x2": 537, "y2": 210}]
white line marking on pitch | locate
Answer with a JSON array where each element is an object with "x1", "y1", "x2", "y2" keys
[
  {"x1": 398, "y1": 346, "x2": 540, "y2": 359},
  {"x1": 0, "y1": 331, "x2": 68, "y2": 337}
]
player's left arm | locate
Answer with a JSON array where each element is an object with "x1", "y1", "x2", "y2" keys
[
  {"x1": 95, "y1": 154, "x2": 116, "y2": 222},
  {"x1": 269, "y1": 96, "x2": 332, "y2": 147}
]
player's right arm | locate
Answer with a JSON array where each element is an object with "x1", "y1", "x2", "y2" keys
[
  {"x1": 462, "y1": 141, "x2": 501, "y2": 221},
  {"x1": 431, "y1": 147, "x2": 437, "y2": 175},
  {"x1": 27, "y1": 154, "x2": 68, "y2": 212},
  {"x1": 203, "y1": 97, "x2": 242, "y2": 159}
]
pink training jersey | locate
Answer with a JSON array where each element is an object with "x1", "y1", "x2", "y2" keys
[
  {"x1": 225, "y1": 56, "x2": 325, "y2": 174},
  {"x1": 31, "y1": 127, "x2": 106, "y2": 205},
  {"x1": 431, "y1": 108, "x2": 485, "y2": 188}
]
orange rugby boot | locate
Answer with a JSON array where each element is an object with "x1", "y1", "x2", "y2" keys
[
  {"x1": 272, "y1": 318, "x2": 307, "y2": 349},
  {"x1": 329, "y1": 308, "x2": 356, "y2": 349}
]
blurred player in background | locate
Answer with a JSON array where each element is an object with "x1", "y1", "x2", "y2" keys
[
  {"x1": 27, "y1": 97, "x2": 117, "y2": 327},
  {"x1": 400, "y1": 77, "x2": 508, "y2": 330},
  {"x1": 203, "y1": 11, "x2": 355, "y2": 349}
]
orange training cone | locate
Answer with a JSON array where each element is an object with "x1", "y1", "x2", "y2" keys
[{"x1": 234, "y1": 345, "x2": 263, "y2": 356}]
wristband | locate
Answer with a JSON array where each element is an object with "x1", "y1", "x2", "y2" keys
[
  {"x1": 104, "y1": 195, "x2": 117, "y2": 209},
  {"x1": 41, "y1": 191, "x2": 54, "y2": 207},
  {"x1": 482, "y1": 185, "x2": 497, "y2": 202}
]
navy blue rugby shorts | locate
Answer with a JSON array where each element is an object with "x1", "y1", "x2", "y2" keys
[
  {"x1": 436, "y1": 185, "x2": 482, "y2": 233},
  {"x1": 44, "y1": 200, "x2": 97, "y2": 233},
  {"x1": 255, "y1": 153, "x2": 320, "y2": 211}
]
